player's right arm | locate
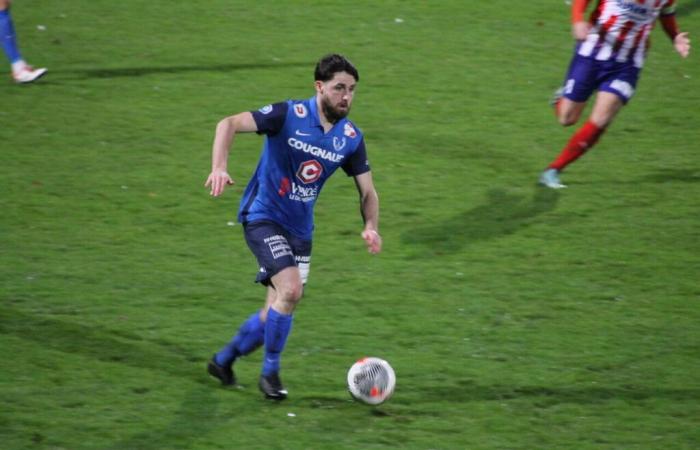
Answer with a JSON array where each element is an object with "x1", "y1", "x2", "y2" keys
[
  {"x1": 659, "y1": 1, "x2": 691, "y2": 59},
  {"x1": 571, "y1": 0, "x2": 592, "y2": 41},
  {"x1": 205, "y1": 112, "x2": 259, "y2": 197}
]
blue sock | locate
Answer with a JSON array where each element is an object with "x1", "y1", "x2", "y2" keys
[
  {"x1": 262, "y1": 307, "x2": 293, "y2": 376},
  {"x1": 0, "y1": 10, "x2": 22, "y2": 64},
  {"x1": 215, "y1": 312, "x2": 264, "y2": 367}
]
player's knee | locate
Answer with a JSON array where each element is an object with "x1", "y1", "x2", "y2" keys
[
  {"x1": 588, "y1": 114, "x2": 614, "y2": 129},
  {"x1": 277, "y1": 281, "x2": 303, "y2": 305},
  {"x1": 558, "y1": 114, "x2": 578, "y2": 127}
]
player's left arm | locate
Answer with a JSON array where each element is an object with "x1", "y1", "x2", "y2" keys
[
  {"x1": 354, "y1": 171, "x2": 382, "y2": 255},
  {"x1": 659, "y1": 3, "x2": 690, "y2": 58},
  {"x1": 571, "y1": 0, "x2": 592, "y2": 41}
]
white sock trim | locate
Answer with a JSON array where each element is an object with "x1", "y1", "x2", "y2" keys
[{"x1": 11, "y1": 60, "x2": 27, "y2": 72}]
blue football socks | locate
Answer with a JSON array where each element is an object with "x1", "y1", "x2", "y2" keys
[
  {"x1": 0, "y1": 9, "x2": 22, "y2": 64},
  {"x1": 215, "y1": 311, "x2": 265, "y2": 367},
  {"x1": 262, "y1": 307, "x2": 293, "y2": 376}
]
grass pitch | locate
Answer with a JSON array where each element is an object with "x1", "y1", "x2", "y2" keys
[{"x1": 1, "y1": 1, "x2": 699, "y2": 449}]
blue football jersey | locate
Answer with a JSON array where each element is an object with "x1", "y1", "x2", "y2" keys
[{"x1": 238, "y1": 96, "x2": 370, "y2": 240}]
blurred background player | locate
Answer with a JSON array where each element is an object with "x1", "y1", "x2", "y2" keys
[
  {"x1": 539, "y1": 0, "x2": 690, "y2": 188},
  {"x1": 204, "y1": 54, "x2": 382, "y2": 400},
  {"x1": 1, "y1": 0, "x2": 46, "y2": 83}
]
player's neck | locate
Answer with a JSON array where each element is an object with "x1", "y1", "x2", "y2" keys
[
  {"x1": 315, "y1": 96, "x2": 336, "y2": 133},
  {"x1": 320, "y1": 116, "x2": 334, "y2": 133}
]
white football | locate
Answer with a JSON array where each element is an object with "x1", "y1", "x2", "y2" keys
[{"x1": 347, "y1": 357, "x2": 396, "y2": 405}]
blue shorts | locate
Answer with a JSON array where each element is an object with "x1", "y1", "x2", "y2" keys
[
  {"x1": 243, "y1": 220, "x2": 312, "y2": 286},
  {"x1": 562, "y1": 52, "x2": 641, "y2": 104}
]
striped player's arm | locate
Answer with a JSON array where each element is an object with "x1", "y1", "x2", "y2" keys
[
  {"x1": 659, "y1": 0, "x2": 691, "y2": 58},
  {"x1": 571, "y1": 0, "x2": 592, "y2": 40},
  {"x1": 659, "y1": 0, "x2": 679, "y2": 40},
  {"x1": 571, "y1": 0, "x2": 591, "y2": 23}
]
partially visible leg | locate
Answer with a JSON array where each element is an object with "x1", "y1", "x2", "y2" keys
[
  {"x1": 259, "y1": 267, "x2": 303, "y2": 399},
  {"x1": 214, "y1": 311, "x2": 264, "y2": 367},
  {"x1": 549, "y1": 92, "x2": 623, "y2": 170},
  {"x1": 208, "y1": 286, "x2": 275, "y2": 386},
  {"x1": 588, "y1": 91, "x2": 625, "y2": 128},
  {"x1": 0, "y1": 0, "x2": 23, "y2": 65},
  {"x1": 541, "y1": 52, "x2": 597, "y2": 187},
  {"x1": 541, "y1": 92, "x2": 624, "y2": 188},
  {"x1": 0, "y1": 0, "x2": 47, "y2": 83},
  {"x1": 261, "y1": 269, "x2": 302, "y2": 372},
  {"x1": 551, "y1": 52, "x2": 594, "y2": 126},
  {"x1": 556, "y1": 97, "x2": 587, "y2": 127},
  {"x1": 259, "y1": 285, "x2": 276, "y2": 322}
]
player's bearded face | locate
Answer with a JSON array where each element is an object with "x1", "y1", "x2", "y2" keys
[{"x1": 318, "y1": 72, "x2": 356, "y2": 124}]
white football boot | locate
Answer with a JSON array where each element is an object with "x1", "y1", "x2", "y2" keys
[
  {"x1": 12, "y1": 62, "x2": 47, "y2": 84},
  {"x1": 539, "y1": 168, "x2": 566, "y2": 189}
]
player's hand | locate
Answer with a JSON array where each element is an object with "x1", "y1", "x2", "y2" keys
[
  {"x1": 674, "y1": 32, "x2": 690, "y2": 58},
  {"x1": 572, "y1": 21, "x2": 590, "y2": 41},
  {"x1": 205, "y1": 170, "x2": 234, "y2": 196},
  {"x1": 361, "y1": 229, "x2": 382, "y2": 255}
]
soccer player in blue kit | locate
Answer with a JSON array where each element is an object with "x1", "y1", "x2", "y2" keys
[
  {"x1": 204, "y1": 54, "x2": 382, "y2": 400},
  {"x1": 1, "y1": 0, "x2": 47, "y2": 83}
]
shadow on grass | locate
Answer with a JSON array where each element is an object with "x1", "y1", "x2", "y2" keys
[
  {"x1": 106, "y1": 386, "x2": 223, "y2": 450},
  {"x1": 1, "y1": 306, "x2": 252, "y2": 448},
  {"x1": 0, "y1": 306, "x2": 209, "y2": 385},
  {"x1": 677, "y1": 2, "x2": 700, "y2": 17},
  {"x1": 48, "y1": 61, "x2": 308, "y2": 80},
  {"x1": 424, "y1": 379, "x2": 700, "y2": 405},
  {"x1": 401, "y1": 188, "x2": 560, "y2": 254},
  {"x1": 640, "y1": 168, "x2": 700, "y2": 184}
]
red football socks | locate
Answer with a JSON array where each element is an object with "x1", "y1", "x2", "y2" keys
[{"x1": 548, "y1": 120, "x2": 605, "y2": 171}]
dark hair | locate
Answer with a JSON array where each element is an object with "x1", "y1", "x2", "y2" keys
[{"x1": 314, "y1": 54, "x2": 359, "y2": 82}]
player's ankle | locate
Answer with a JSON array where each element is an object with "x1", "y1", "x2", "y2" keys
[{"x1": 11, "y1": 60, "x2": 27, "y2": 73}]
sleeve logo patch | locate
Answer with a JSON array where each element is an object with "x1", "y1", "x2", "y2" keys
[
  {"x1": 294, "y1": 103, "x2": 308, "y2": 118},
  {"x1": 344, "y1": 123, "x2": 357, "y2": 138}
]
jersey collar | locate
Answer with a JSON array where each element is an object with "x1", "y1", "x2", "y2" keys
[{"x1": 308, "y1": 95, "x2": 347, "y2": 133}]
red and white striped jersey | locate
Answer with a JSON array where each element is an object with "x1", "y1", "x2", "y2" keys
[{"x1": 577, "y1": 0, "x2": 677, "y2": 68}]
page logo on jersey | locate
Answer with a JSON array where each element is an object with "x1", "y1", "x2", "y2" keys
[
  {"x1": 333, "y1": 136, "x2": 347, "y2": 151},
  {"x1": 294, "y1": 103, "x2": 308, "y2": 118},
  {"x1": 296, "y1": 160, "x2": 323, "y2": 184},
  {"x1": 258, "y1": 104, "x2": 273, "y2": 114},
  {"x1": 344, "y1": 123, "x2": 357, "y2": 138}
]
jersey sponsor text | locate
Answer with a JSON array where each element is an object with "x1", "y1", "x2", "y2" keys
[{"x1": 287, "y1": 137, "x2": 344, "y2": 163}]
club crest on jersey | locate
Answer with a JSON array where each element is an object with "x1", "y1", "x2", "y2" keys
[
  {"x1": 333, "y1": 136, "x2": 347, "y2": 151},
  {"x1": 617, "y1": 1, "x2": 649, "y2": 16},
  {"x1": 258, "y1": 104, "x2": 273, "y2": 114},
  {"x1": 344, "y1": 123, "x2": 357, "y2": 138},
  {"x1": 296, "y1": 160, "x2": 323, "y2": 184},
  {"x1": 294, "y1": 103, "x2": 308, "y2": 118}
]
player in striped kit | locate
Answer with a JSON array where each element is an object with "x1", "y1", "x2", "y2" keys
[{"x1": 539, "y1": 0, "x2": 690, "y2": 189}]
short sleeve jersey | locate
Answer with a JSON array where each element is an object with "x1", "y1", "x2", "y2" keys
[
  {"x1": 577, "y1": 0, "x2": 677, "y2": 68},
  {"x1": 238, "y1": 96, "x2": 370, "y2": 240}
]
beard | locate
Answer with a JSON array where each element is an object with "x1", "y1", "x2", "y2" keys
[{"x1": 321, "y1": 96, "x2": 350, "y2": 124}]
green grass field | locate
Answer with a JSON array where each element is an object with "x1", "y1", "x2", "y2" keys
[{"x1": 2, "y1": 1, "x2": 699, "y2": 449}]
